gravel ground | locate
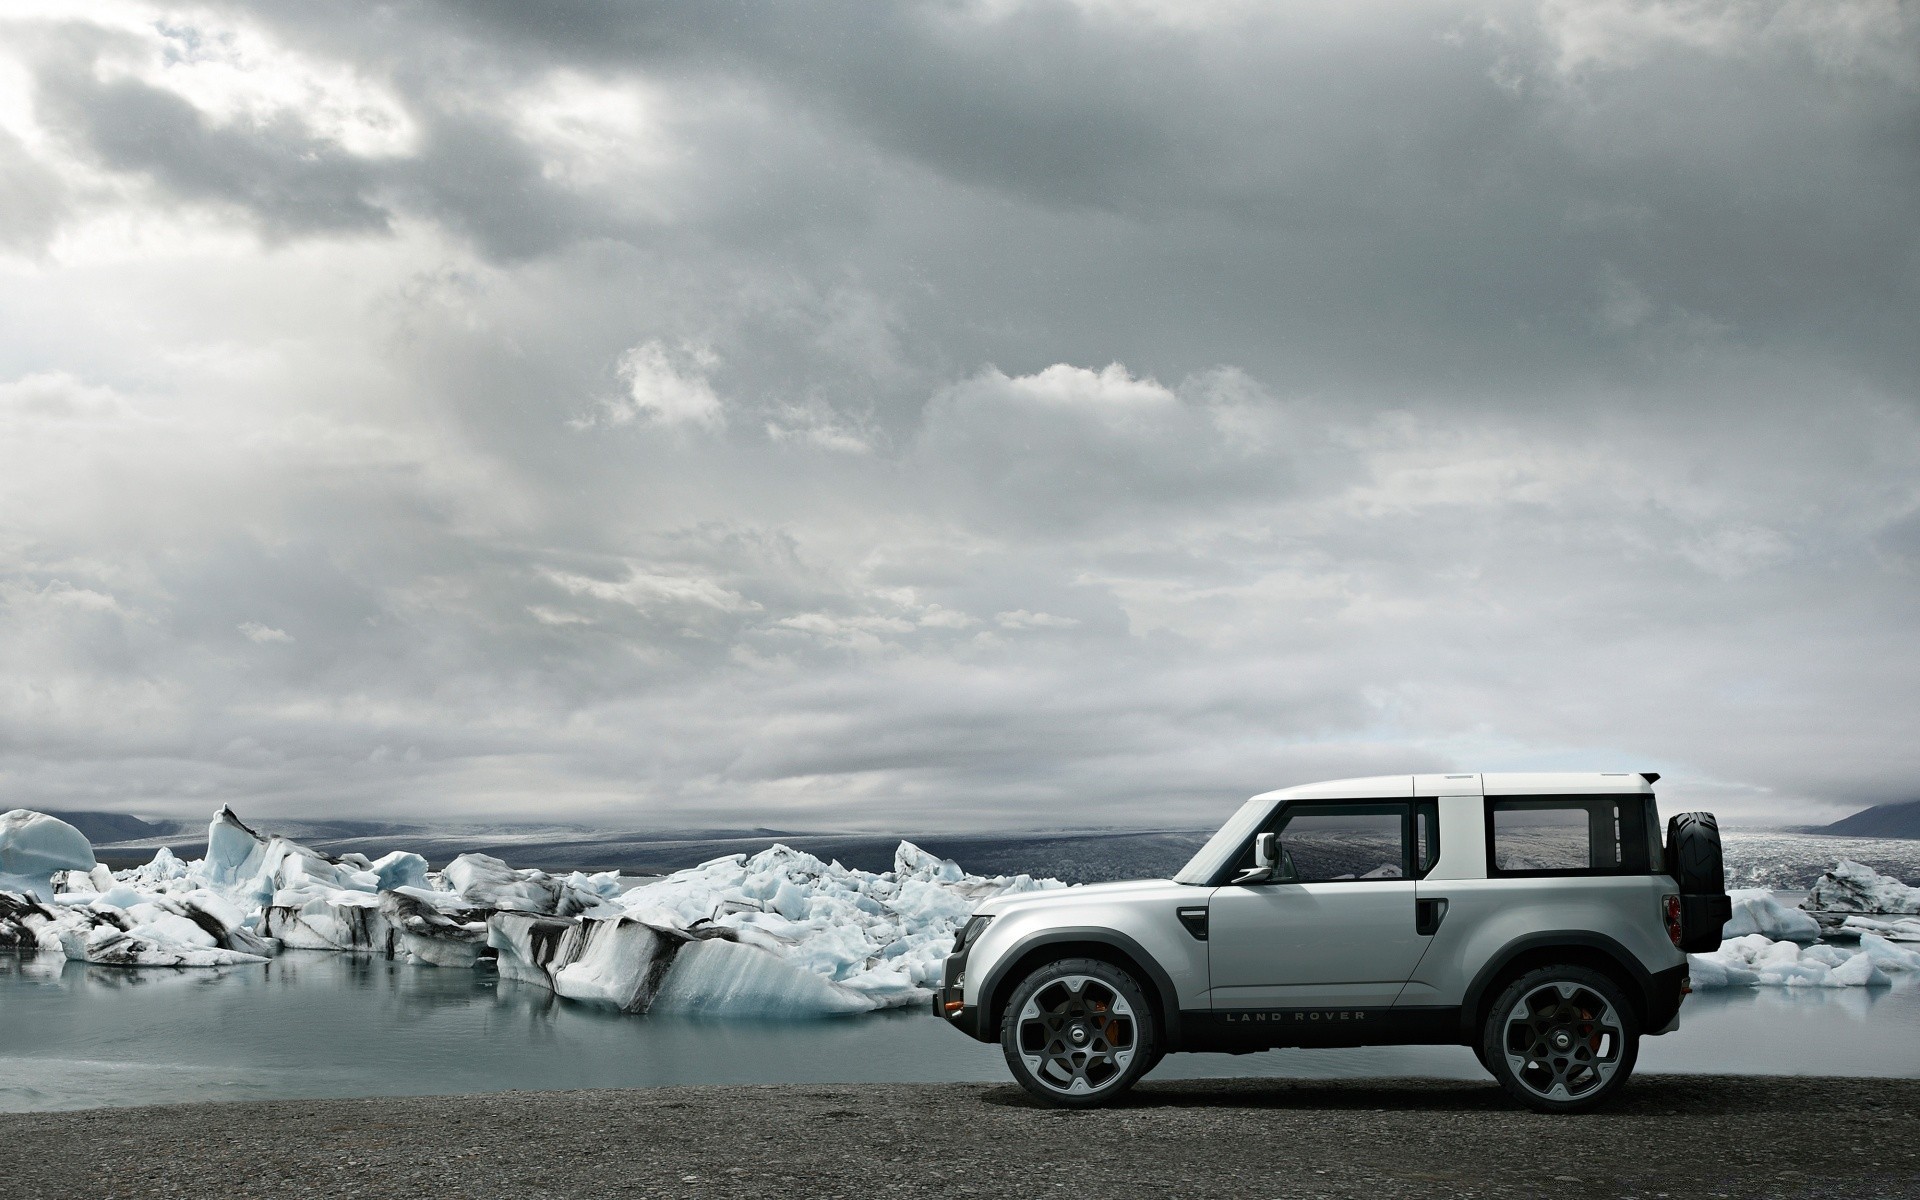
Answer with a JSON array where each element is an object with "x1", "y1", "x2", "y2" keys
[{"x1": 1, "y1": 1076, "x2": 1915, "y2": 1199}]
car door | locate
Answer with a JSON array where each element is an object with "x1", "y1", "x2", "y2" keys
[{"x1": 1207, "y1": 800, "x2": 1434, "y2": 1010}]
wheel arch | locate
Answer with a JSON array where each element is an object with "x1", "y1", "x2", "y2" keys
[
  {"x1": 977, "y1": 928, "x2": 1184, "y2": 1047},
  {"x1": 1460, "y1": 931, "x2": 1656, "y2": 1041}
]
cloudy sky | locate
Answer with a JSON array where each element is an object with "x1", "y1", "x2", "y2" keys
[{"x1": 1, "y1": 0, "x2": 1915, "y2": 833}]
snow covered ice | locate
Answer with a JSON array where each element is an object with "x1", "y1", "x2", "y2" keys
[
  {"x1": 1689, "y1": 861, "x2": 1920, "y2": 989},
  {"x1": 0, "y1": 810, "x2": 96, "y2": 902},
  {"x1": 1802, "y1": 858, "x2": 1920, "y2": 936},
  {"x1": 0, "y1": 806, "x2": 1059, "y2": 1017},
  {"x1": 483, "y1": 840, "x2": 1057, "y2": 1016},
  {"x1": 1689, "y1": 932, "x2": 1909, "y2": 989},
  {"x1": 1722, "y1": 889, "x2": 1820, "y2": 942}
]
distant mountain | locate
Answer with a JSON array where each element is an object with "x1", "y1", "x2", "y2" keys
[
  {"x1": 38, "y1": 811, "x2": 186, "y2": 844},
  {"x1": 78, "y1": 818, "x2": 1214, "y2": 884},
  {"x1": 1821, "y1": 800, "x2": 1920, "y2": 839}
]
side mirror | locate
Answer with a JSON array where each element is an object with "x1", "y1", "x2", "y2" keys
[{"x1": 1232, "y1": 832, "x2": 1279, "y2": 885}]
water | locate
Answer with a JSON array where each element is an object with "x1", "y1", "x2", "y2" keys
[
  {"x1": 4, "y1": 949, "x2": 1917, "y2": 1112},
  {"x1": 1722, "y1": 831, "x2": 1920, "y2": 891}
]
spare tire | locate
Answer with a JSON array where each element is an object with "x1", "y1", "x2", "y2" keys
[
  {"x1": 1665, "y1": 812, "x2": 1730, "y2": 953},
  {"x1": 1665, "y1": 812, "x2": 1724, "y2": 895}
]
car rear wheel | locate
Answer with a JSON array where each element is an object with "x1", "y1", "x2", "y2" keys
[
  {"x1": 1482, "y1": 965, "x2": 1639, "y2": 1113},
  {"x1": 999, "y1": 957, "x2": 1158, "y2": 1108}
]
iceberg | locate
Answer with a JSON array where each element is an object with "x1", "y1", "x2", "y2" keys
[
  {"x1": 0, "y1": 891, "x2": 62, "y2": 951},
  {"x1": 3, "y1": 805, "x2": 1057, "y2": 1011},
  {"x1": 174, "y1": 889, "x2": 277, "y2": 957},
  {"x1": 1801, "y1": 859, "x2": 1920, "y2": 934},
  {"x1": 52, "y1": 864, "x2": 115, "y2": 894},
  {"x1": 201, "y1": 806, "x2": 270, "y2": 892},
  {"x1": 1722, "y1": 889, "x2": 1821, "y2": 942},
  {"x1": 442, "y1": 853, "x2": 608, "y2": 917},
  {"x1": 487, "y1": 911, "x2": 586, "y2": 988},
  {"x1": 577, "y1": 916, "x2": 875, "y2": 1015},
  {"x1": 1690, "y1": 932, "x2": 1899, "y2": 989},
  {"x1": 490, "y1": 908, "x2": 880, "y2": 1017},
  {"x1": 484, "y1": 840, "x2": 1057, "y2": 1017},
  {"x1": 649, "y1": 937, "x2": 876, "y2": 1017},
  {"x1": 123, "y1": 845, "x2": 189, "y2": 887},
  {"x1": 368, "y1": 850, "x2": 431, "y2": 893},
  {"x1": 382, "y1": 888, "x2": 491, "y2": 967},
  {"x1": 551, "y1": 915, "x2": 685, "y2": 1009},
  {"x1": 618, "y1": 841, "x2": 1056, "y2": 997},
  {"x1": 1837, "y1": 914, "x2": 1920, "y2": 942},
  {"x1": 1686, "y1": 952, "x2": 1759, "y2": 989},
  {"x1": 262, "y1": 891, "x2": 392, "y2": 953},
  {"x1": 1856, "y1": 931, "x2": 1920, "y2": 971},
  {"x1": 62, "y1": 922, "x2": 268, "y2": 968},
  {"x1": 0, "y1": 810, "x2": 97, "y2": 902}
]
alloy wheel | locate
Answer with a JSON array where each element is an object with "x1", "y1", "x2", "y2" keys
[
  {"x1": 1014, "y1": 974, "x2": 1138, "y2": 1096},
  {"x1": 1501, "y1": 980, "x2": 1625, "y2": 1102}
]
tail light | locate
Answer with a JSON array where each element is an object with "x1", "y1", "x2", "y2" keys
[{"x1": 1662, "y1": 894, "x2": 1683, "y2": 948}]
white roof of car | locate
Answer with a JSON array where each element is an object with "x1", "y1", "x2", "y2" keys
[{"x1": 1251, "y1": 772, "x2": 1657, "y2": 802}]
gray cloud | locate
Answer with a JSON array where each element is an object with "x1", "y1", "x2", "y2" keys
[
  {"x1": 32, "y1": 27, "x2": 391, "y2": 238},
  {"x1": 0, "y1": 2, "x2": 1915, "y2": 832},
  {"x1": 0, "y1": 128, "x2": 69, "y2": 251}
]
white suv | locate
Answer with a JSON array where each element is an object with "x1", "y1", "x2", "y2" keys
[{"x1": 937, "y1": 772, "x2": 1729, "y2": 1113}]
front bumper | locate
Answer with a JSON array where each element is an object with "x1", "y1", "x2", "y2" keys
[
  {"x1": 929, "y1": 990, "x2": 982, "y2": 1032},
  {"x1": 933, "y1": 951, "x2": 989, "y2": 1040}
]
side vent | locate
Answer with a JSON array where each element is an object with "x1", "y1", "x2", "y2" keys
[{"x1": 1176, "y1": 906, "x2": 1209, "y2": 941}]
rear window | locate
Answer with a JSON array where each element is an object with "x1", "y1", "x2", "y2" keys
[{"x1": 1486, "y1": 796, "x2": 1652, "y2": 876}]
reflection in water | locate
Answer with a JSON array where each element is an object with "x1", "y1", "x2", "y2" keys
[{"x1": 3, "y1": 948, "x2": 1917, "y2": 1112}]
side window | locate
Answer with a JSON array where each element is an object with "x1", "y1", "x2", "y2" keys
[
  {"x1": 1415, "y1": 799, "x2": 1440, "y2": 876},
  {"x1": 1644, "y1": 797, "x2": 1665, "y2": 873},
  {"x1": 1487, "y1": 796, "x2": 1650, "y2": 876},
  {"x1": 1271, "y1": 803, "x2": 1409, "y2": 882}
]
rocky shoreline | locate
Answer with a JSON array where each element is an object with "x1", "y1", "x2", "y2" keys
[{"x1": 1, "y1": 1076, "x2": 1914, "y2": 1199}]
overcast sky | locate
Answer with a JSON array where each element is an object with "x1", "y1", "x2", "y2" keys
[{"x1": 1, "y1": 0, "x2": 1916, "y2": 833}]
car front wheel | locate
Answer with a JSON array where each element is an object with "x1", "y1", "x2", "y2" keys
[
  {"x1": 1481, "y1": 964, "x2": 1640, "y2": 1113},
  {"x1": 999, "y1": 957, "x2": 1158, "y2": 1108}
]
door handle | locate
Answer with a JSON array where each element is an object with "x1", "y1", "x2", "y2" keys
[{"x1": 1415, "y1": 898, "x2": 1448, "y2": 936}]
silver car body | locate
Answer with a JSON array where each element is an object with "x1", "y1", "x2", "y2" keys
[{"x1": 946, "y1": 771, "x2": 1689, "y2": 1051}]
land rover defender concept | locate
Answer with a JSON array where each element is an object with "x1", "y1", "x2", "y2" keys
[{"x1": 937, "y1": 772, "x2": 1730, "y2": 1112}]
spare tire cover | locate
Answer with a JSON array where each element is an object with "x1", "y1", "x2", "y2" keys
[{"x1": 1665, "y1": 812, "x2": 1725, "y2": 895}]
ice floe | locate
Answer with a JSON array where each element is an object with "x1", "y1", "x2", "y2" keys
[
  {"x1": 1689, "y1": 933, "x2": 1884, "y2": 988},
  {"x1": 1723, "y1": 889, "x2": 1821, "y2": 942},
  {"x1": 0, "y1": 806, "x2": 1059, "y2": 1016},
  {"x1": 1689, "y1": 861, "x2": 1920, "y2": 989},
  {"x1": 1836, "y1": 914, "x2": 1920, "y2": 942},
  {"x1": 1802, "y1": 858, "x2": 1920, "y2": 937}
]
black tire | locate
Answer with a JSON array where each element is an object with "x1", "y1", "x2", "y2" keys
[
  {"x1": 999, "y1": 957, "x2": 1159, "y2": 1108},
  {"x1": 1666, "y1": 811, "x2": 1731, "y2": 951},
  {"x1": 1665, "y1": 812, "x2": 1724, "y2": 895},
  {"x1": 1481, "y1": 965, "x2": 1640, "y2": 1114}
]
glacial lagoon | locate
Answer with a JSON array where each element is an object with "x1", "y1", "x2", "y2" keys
[{"x1": 4, "y1": 949, "x2": 1917, "y2": 1112}]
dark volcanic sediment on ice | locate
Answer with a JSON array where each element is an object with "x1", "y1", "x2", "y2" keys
[{"x1": 1, "y1": 1076, "x2": 1914, "y2": 1200}]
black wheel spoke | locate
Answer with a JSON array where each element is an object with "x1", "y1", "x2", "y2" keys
[
  {"x1": 1014, "y1": 972, "x2": 1140, "y2": 1098},
  {"x1": 1501, "y1": 979, "x2": 1626, "y2": 1103}
]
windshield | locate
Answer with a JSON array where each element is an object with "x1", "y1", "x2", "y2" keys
[{"x1": 1173, "y1": 793, "x2": 1281, "y2": 884}]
